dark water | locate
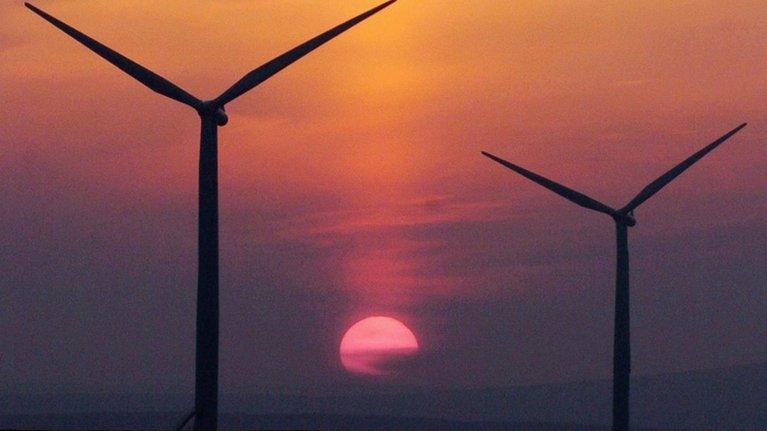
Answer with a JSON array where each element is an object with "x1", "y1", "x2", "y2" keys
[{"x1": 2, "y1": 363, "x2": 764, "y2": 430}]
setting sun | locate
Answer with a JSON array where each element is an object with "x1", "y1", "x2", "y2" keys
[{"x1": 340, "y1": 316, "x2": 419, "y2": 376}]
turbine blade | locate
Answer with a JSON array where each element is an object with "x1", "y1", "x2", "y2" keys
[
  {"x1": 25, "y1": 2, "x2": 202, "y2": 110},
  {"x1": 213, "y1": 0, "x2": 397, "y2": 107},
  {"x1": 481, "y1": 151, "x2": 616, "y2": 216},
  {"x1": 621, "y1": 123, "x2": 747, "y2": 212}
]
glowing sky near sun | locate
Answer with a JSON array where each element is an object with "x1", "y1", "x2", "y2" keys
[{"x1": 0, "y1": 1, "x2": 765, "y2": 394}]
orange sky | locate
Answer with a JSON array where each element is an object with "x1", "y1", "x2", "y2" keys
[
  {"x1": 5, "y1": 1, "x2": 764, "y2": 195},
  {"x1": 1, "y1": 1, "x2": 766, "y2": 392}
]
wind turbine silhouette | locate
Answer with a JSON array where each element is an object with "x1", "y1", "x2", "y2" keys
[
  {"x1": 481, "y1": 123, "x2": 746, "y2": 431},
  {"x1": 25, "y1": 2, "x2": 397, "y2": 430}
]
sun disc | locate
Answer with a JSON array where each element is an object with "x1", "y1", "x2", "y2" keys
[{"x1": 339, "y1": 316, "x2": 419, "y2": 376}]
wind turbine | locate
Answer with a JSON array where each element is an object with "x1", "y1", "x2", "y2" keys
[
  {"x1": 481, "y1": 123, "x2": 746, "y2": 431},
  {"x1": 25, "y1": 1, "x2": 398, "y2": 430}
]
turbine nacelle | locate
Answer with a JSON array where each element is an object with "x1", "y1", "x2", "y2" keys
[
  {"x1": 199, "y1": 101, "x2": 228, "y2": 126},
  {"x1": 613, "y1": 211, "x2": 636, "y2": 227}
]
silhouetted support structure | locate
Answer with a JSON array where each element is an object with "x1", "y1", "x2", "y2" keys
[
  {"x1": 613, "y1": 222, "x2": 630, "y2": 431},
  {"x1": 196, "y1": 115, "x2": 220, "y2": 430},
  {"x1": 26, "y1": 2, "x2": 398, "y2": 429},
  {"x1": 482, "y1": 122, "x2": 746, "y2": 431},
  {"x1": 173, "y1": 409, "x2": 197, "y2": 431}
]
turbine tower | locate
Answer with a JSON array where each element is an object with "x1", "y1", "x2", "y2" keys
[
  {"x1": 482, "y1": 123, "x2": 746, "y2": 431},
  {"x1": 25, "y1": 2, "x2": 398, "y2": 430}
]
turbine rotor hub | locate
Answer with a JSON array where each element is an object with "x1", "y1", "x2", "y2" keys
[
  {"x1": 199, "y1": 101, "x2": 228, "y2": 126},
  {"x1": 614, "y1": 211, "x2": 637, "y2": 227}
]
